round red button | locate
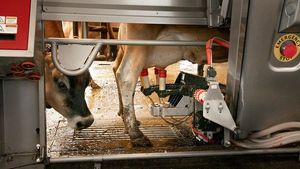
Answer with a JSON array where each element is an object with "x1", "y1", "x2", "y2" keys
[{"x1": 282, "y1": 43, "x2": 297, "y2": 58}]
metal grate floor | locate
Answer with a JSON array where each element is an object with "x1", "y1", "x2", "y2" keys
[
  {"x1": 48, "y1": 122, "x2": 196, "y2": 157},
  {"x1": 73, "y1": 125, "x2": 179, "y2": 141}
]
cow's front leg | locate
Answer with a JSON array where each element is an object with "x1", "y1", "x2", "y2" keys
[{"x1": 116, "y1": 47, "x2": 151, "y2": 147}]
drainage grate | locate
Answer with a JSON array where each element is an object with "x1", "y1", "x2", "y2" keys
[{"x1": 73, "y1": 125, "x2": 179, "y2": 141}]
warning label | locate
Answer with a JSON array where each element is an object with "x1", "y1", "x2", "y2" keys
[
  {"x1": 5, "y1": 16, "x2": 17, "y2": 24},
  {"x1": 273, "y1": 34, "x2": 300, "y2": 62},
  {"x1": 0, "y1": 24, "x2": 17, "y2": 34},
  {"x1": 0, "y1": 16, "x2": 18, "y2": 34}
]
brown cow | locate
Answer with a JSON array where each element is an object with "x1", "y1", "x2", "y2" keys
[
  {"x1": 113, "y1": 23, "x2": 228, "y2": 146},
  {"x1": 44, "y1": 21, "x2": 94, "y2": 129}
]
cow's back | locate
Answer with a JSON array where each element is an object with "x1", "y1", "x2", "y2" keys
[{"x1": 118, "y1": 24, "x2": 229, "y2": 68}]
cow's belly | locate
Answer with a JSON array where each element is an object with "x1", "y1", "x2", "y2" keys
[
  {"x1": 145, "y1": 46, "x2": 184, "y2": 68},
  {"x1": 144, "y1": 27, "x2": 201, "y2": 68}
]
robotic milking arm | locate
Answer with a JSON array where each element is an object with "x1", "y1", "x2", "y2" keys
[{"x1": 139, "y1": 37, "x2": 236, "y2": 144}]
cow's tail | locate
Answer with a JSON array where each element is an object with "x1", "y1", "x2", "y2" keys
[{"x1": 107, "y1": 23, "x2": 116, "y2": 39}]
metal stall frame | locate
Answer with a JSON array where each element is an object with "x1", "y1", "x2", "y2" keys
[
  {"x1": 45, "y1": 38, "x2": 209, "y2": 76},
  {"x1": 42, "y1": 0, "x2": 209, "y2": 25},
  {"x1": 48, "y1": 147, "x2": 300, "y2": 164}
]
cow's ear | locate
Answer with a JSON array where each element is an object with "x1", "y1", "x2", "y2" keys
[{"x1": 45, "y1": 101, "x2": 52, "y2": 109}]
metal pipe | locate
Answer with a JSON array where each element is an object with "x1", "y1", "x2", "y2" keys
[
  {"x1": 45, "y1": 38, "x2": 207, "y2": 46},
  {"x1": 51, "y1": 42, "x2": 103, "y2": 76},
  {"x1": 46, "y1": 38, "x2": 209, "y2": 76},
  {"x1": 82, "y1": 22, "x2": 88, "y2": 38},
  {"x1": 49, "y1": 148, "x2": 300, "y2": 163}
]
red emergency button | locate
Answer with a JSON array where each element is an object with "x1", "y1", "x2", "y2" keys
[{"x1": 280, "y1": 41, "x2": 297, "y2": 58}]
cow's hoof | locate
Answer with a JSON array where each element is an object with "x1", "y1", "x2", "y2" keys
[
  {"x1": 118, "y1": 110, "x2": 124, "y2": 116},
  {"x1": 135, "y1": 120, "x2": 141, "y2": 126},
  {"x1": 131, "y1": 136, "x2": 152, "y2": 147}
]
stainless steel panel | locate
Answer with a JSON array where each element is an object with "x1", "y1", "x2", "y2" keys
[
  {"x1": 226, "y1": 0, "x2": 249, "y2": 117},
  {"x1": 0, "y1": 79, "x2": 45, "y2": 169},
  {"x1": 231, "y1": 0, "x2": 300, "y2": 138},
  {"x1": 42, "y1": 0, "x2": 209, "y2": 25},
  {"x1": 2, "y1": 80, "x2": 40, "y2": 153},
  {"x1": 279, "y1": 0, "x2": 300, "y2": 32}
]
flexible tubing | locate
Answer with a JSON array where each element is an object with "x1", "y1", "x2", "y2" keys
[
  {"x1": 232, "y1": 132, "x2": 300, "y2": 149},
  {"x1": 249, "y1": 122, "x2": 300, "y2": 139},
  {"x1": 205, "y1": 37, "x2": 229, "y2": 65},
  {"x1": 250, "y1": 131, "x2": 300, "y2": 143}
]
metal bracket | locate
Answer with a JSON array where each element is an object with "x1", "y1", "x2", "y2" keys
[
  {"x1": 203, "y1": 81, "x2": 237, "y2": 131},
  {"x1": 94, "y1": 163, "x2": 102, "y2": 169},
  {"x1": 35, "y1": 144, "x2": 45, "y2": 163},
  {"x1": 207, "y1": 0, "x2": 221, "y2": 27},
  {"x1": 223, "y1": 128, "x2": 231, "y2": 147},
  {"x1": 150, "y1": 96, "x2": 193, "y2": 117},
  {"x1": 220, "y1": 0, "x2": 230, "y2": 19}
]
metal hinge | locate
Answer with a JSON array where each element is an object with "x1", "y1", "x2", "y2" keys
[{"x1": 35, "y1": 144, "x2": 45, "y2": 162}]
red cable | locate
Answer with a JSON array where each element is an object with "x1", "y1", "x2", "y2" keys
[
  {"x1": 213, "y1": 38, "x2": 230, "y2": 49},
  {"x1": 206, "y1": 37, "x2": 230, "y2": 65}
]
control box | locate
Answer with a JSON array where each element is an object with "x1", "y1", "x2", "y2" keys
[{"x1": 0, "y1": 0, "x2": 37, "y2": 57}]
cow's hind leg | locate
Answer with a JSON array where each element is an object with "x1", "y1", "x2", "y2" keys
[
  {"x1": 113, "y1": 48, "x2": 130, "y2": 134},
  {"x1": 113, "y1": 48, "x2": 124, "y2": 117},
  {"x1": 115, "y1": 47, "x2": 151, "y2": 147}
]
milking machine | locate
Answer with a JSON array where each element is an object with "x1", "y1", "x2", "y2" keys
[
  {"x1": 1, "y1": 0, "x2": 300, "y2": 168},
  {"x1": 139, "y1": 37, "x2": 236, "y2": 144}
]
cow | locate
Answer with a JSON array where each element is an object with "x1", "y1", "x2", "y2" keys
[
  {"x1": 113, "y1": 23, "x2": 229, "y2": 146},
  {"x1": 44, "y1": 21, "x2": 94, "y2": 129}
]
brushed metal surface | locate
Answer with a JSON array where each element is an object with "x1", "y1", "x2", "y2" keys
[
  {"x1": 42, "y1": 0, "x2": 210, "y2": 25},
  {"x1": 230, "y1": 0, "x2": 300, "y2": 138}
]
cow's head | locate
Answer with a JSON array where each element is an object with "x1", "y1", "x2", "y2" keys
[{"x1": 44, "y1": 53, "x2": 94, "y2": 129}]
